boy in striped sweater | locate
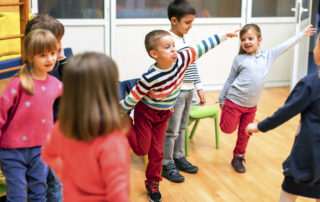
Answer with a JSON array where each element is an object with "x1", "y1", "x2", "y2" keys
[{"x1": 121, "y1": 29, "x2": 237, "y2": 202}]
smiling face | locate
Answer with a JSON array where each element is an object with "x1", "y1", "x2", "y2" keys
[
  {"x1": 240, "y1": 28, "x2": 262, "y2": 55},
  {"x1": 150, "y1": 35, "x2": 177, "y2": 69},
  {"x1": 170, "y1": 14, "x2": 195, "y2": 37},
  {"x1": 31, "y1": 50, "x2": 57, "y2": 78}
]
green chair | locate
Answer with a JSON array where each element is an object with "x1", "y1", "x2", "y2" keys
[
  {"x1": 185, "y1": 105, "x2": 220, "y2": 156},
  {"x1": 0, "y1": 169, "x2": 6, "y2": 197}
]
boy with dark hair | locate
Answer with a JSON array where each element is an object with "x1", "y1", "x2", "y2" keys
[
  {"x1": 25, "y1": 14, "x2": 67, "y2": 202},
  {"x1": 162, "y1": 0, "x2": 203, "y2": 183},
  {"x1": 122, "y1": 29, "x2": 237, "y2": 202}
]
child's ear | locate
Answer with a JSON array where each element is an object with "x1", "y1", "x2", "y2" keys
[
  {"x1": 149, "y1": 50, "x2": 158, "y2": 59},
  {"x1": 170, "y1": 17, "x2": 178, "y2": 25},
  {"x1": 258, "y1": 37, "x2": 262, "y2": 43}
]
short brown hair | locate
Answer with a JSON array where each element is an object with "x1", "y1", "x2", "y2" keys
[
  {"x1": 59, "y1": 52, "x2": 128, "y2": 141},
  {"x1": 26, "y1": 14, "x2": 65, "y2": 39},
  {"x1": 145, "y1": 30, "x2": 171, "y2": 57}
]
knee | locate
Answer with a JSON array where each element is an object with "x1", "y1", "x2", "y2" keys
[{"x1": 220, "y1": 122, "x2": 235, "y2": 134}]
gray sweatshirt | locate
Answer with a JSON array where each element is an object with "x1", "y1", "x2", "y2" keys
[{"x1": 219, "y1": 31, "x2": 305, "y2": 107}]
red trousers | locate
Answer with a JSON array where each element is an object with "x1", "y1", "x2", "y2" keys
[
  {"x1": 127, "y1": 101, "x2": 172, "y2": 184},
  {"x1": 220, "y1": 99, "x2": 257, "y2": 156}
]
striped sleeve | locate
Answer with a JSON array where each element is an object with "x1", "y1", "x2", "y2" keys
[
  {"x1": 190, "y1": 34, "x2": 227, "y2": 62},
  {"x1": 120, "y1": 76, "x2": 151, "y2": 112}
]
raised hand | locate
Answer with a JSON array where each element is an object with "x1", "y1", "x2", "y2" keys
[
  {"x1": 226, "y1": 29, "x2": 240, "y2": 38},
  {"x1": 304, "y1": 24, "x2": 316, "y2": 36}
]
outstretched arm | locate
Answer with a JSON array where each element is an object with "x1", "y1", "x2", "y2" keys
[
  {"x1": 184, "y1": 30, "x2": 238, "y2": 66},
  {"x1": 269, "y1": 24, "x2": 316, "y2": 60},
  {"x1": 246, "y1": 76, "x2": 313, "y2": 135}
]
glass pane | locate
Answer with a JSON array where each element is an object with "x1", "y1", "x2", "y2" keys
[
  {"x1": 301, "y1": 0, "x2": 310, "y2": 20},
  {"x1": 252, "y1": 0, "x2": 295, "y2": 17},
  {"x1": 116, "y1": 0, "x2": 241, "y2": 18},
  {"x1": 38, "y1": 0, "x2": 104, "y2": 19}
]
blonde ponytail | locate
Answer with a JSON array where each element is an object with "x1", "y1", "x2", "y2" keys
[{"x1": 18, "y1": 63, "x2": 34, "y2": 94}]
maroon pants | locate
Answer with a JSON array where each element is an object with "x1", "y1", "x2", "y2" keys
[
  {"x1": 220, "y1": 99, "x2": 257, "y2": 156},
  {"x1": 127, "y1": 101, "x2": 172, "y2": 184}
]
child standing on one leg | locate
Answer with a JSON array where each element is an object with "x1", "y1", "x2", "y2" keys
[
  {"x1": 162, "y1": 0, "x2": 205, "y2": 183},
  {"x1": 0, "y1": 29, "x2": 62, "y2": 201},
  {"x1": 25, "y1": 14, "x2": 66, "y2": 201},
  {"x1": 219, "y1": 24, "x2": 315, "y2": 173},
  {"x1": 246, "y1": 33, "x2": 320, "y2": 202},
  {"x1": 41, "y1": 52, "x2": 130, "y2": 202},
  {"x1": 122, "y1": 29, "x2": 237, "y2": 202}
]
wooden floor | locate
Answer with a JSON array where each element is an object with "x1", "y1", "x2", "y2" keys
[
  {"x1": 130, "y1": 88, "x2": 314, "y2": 202},
  {"x1": 0, "y1": 79, "x2": 313, "y2": 202}
]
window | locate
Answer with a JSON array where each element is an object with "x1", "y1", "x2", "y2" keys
[
  {"x1": 252, "y1": 0, "x2": 295, "y2": 17},
  {"x1": 38, "y1": 0, "x2": 104, "y2": 19},
  {"x1": 116, "y1": 0, "x2": 241, "y2": 18}
]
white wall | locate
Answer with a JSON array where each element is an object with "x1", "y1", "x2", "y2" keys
[{"x1": 113, "y1": 22, "x2": 295, "y2": 91}]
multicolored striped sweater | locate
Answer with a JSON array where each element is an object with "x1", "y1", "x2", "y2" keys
[{"x1": 121, "y1": 33, "x2": 227, "y2": 112}]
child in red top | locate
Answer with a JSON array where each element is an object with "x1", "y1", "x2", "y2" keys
[
  {"x1": 0, "y1": 29, "x2": 62, "y2": 201},
  {"x1": 41, "y1": 52, "x2": 130, "y2": 202}
]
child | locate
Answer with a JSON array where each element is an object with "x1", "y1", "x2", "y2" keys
[
  {"x1": 26, "y1": 14, "x2": 66, "y2": 201},
  {"x1": 162, "y1": 0, "x2": 204, "y2": 183},
  {"x1": 219, "y1": 24, "x2": 316, "y2": 173},
  {"x1": 245, "y1": 33, "x2": 320, "y2": 202},
  {"x1": 26, "y1": 14, "x2": 66, "y2": 121},
  {"x1": 0, "y1": 29, "x2": 62, "y2": 201},
  {"x1": 122, "y1": 29, "x2": 237, "y2": 202},
  {"x1": 41, "y1": 52, "x2": 130, "y2": 202}
]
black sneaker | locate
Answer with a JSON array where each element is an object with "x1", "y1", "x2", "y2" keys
[
  {"x1": 162, "y1": 162, "x2": 184, "y2": 183},
  {"x1": 231, "y1": 154, "x2": 246, "y2": 173},
  {"x1": 174, "y1": 157, "x2": 198, "y2": 174},
  {"x1": 146, "y1": 181, "x2": 162, "y2": 202}
]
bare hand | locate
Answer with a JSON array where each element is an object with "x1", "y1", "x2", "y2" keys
[
  {"x1": 304, "y1": 24, "x2": 316, "y2": 36},
  {"x1": 197, "y1": 89, "x2": 206, "y2": 105},
  {"x1": 245, "y1": 123, "x2": 260, "y2": 136},
  {"x1": 219, "y1": 103, "x2": 224, "y2": 110},
  {"x1": 226, "y1": 29, "x2": 240, "y2": 38}
]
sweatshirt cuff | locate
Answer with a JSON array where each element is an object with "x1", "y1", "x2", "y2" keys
[
  {"x1": 195, "y1": 83, "x2": 203, "y2": 90},
  {"x1": 219, "y1": 34, "x2": 228, "y2": 43}
]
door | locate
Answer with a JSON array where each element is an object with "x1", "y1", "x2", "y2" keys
[{"x1": 291, "y1": 0, "x2": 313, "y2": 89}]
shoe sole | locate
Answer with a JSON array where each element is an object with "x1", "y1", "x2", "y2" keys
[
  {"x1": 149, "y1": 195, "x2": 162, "y2": 202},
  {"x1": 176, "y1": 167, "x2": 198, "y2": 174}
]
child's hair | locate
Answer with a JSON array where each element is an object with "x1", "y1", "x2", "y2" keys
[
  {"x1": 238, "y1": 23, "x2": 262, "y2": 55},
  {"x1": 59, "y1": 52, "x2": 128, "y2": 141},
  {"x1": 145, "y1": 30, "x2": 171, "y2": 57},
  {"x1": 167, "y1": 0, "x2": 196, "y2": 21},
  {"x1": 25, "y1": 14, "x2": 65, "y2": 40},
  {"x1": 18, "y1": 29, "x2": 57, "y2": 94}
]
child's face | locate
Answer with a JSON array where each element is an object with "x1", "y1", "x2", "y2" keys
[
  {"x1": 313, "y1": 36, "x2": 320, "y2": 66},
  {"x1": 150, "y1": 35, "x2": 177, "y2": 69},
  {"x1": 32, "y1": 50, "x2": 57, "y2": 75},
  {"x1": 240, "y1": 29, "x2": 262, "y2": 55},
  {"x1": 171, "y1": 14, "x2": 195, "y2": 37}
]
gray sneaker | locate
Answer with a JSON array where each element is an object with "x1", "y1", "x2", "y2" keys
[
  {"x1": 161, "y1": 162, "x2": 184, "y2": 183},
  {"x1": 174, "y1": 157, "x2": 198, "y2": 174}
]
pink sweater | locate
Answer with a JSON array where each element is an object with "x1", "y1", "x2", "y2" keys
[
  {"x1": 0, "y1": 76, "x2": 62, "y2": 148},
  {"x1": 41, "y1": 122, "x2": 130, "y2": 202}
]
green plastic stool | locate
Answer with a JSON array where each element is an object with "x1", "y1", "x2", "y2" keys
[{"x1": 185, "y1": 105, "x2": 220, "y2": 156}]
